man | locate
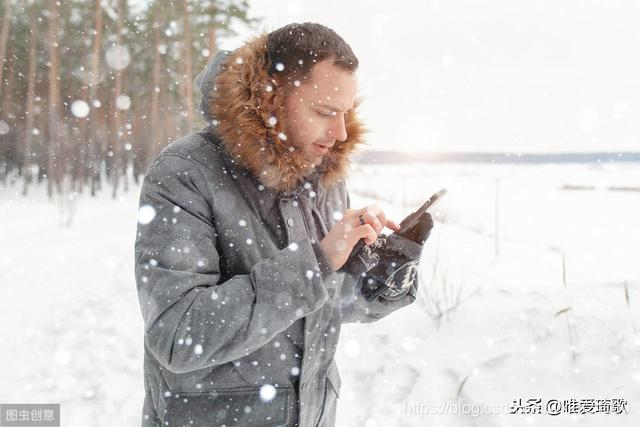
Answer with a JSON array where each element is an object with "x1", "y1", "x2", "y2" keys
[{"x1": 134, "y1": 22, "x2": 430, "y2": 426}]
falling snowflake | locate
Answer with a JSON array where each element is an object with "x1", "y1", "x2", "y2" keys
[
  {"x1": 116, "y1": 94, "x2": 131, "y2": 110},
  {"x1": 137, "y1": 205, "x2": 156, "y2": 225},
  {"x1": 71, "y1": 100, "x2": 90, "y2": 118},
  {"x1": 105, "y1": 44, "x2": 131, "y2": 70}
]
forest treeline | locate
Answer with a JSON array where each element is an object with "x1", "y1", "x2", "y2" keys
[{"x1": 0, "y1": 0, "x2": 258, "y2": 197}]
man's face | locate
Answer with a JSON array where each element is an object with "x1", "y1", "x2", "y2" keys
[{"x1": 280, "y1": 59, "x2": 358, "y2": 167}]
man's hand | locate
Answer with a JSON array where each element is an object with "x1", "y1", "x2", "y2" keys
[{"x1": 319, "y1": 205, "x2": 401, "y2": 270}]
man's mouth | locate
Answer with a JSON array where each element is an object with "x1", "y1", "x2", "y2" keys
[{"x1": 313, "y1": 143, "x2": 331, "y2": 154}]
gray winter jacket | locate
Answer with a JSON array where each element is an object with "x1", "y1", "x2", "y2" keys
[{"x1": 134, "y1": 34, "x2": 418, "y2": 427}]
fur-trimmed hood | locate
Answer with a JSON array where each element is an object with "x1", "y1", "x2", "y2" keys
[{"x1": 194, "y1": 34, "x2": 366, "y2": 193}]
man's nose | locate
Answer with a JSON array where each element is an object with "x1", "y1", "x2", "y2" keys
[{"x1": 328, "y1": 115, "x2": 348, "y2": 142}]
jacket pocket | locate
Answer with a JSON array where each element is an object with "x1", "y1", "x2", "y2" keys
[{"x1": 160, "y1": 386, "x2": 293, "y2": 427}]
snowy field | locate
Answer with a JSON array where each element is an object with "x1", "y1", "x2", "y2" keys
[{"x1": 1, "y1": 161, "x2": 639, "y2": 426}]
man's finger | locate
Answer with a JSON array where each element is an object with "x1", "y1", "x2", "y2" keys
[
  {"x1": 365, "y1": 204, "x2": 398, "y2": 234},
  {"x1": 385, "y1": 219, "x2": 401, "y2": 232},
  {"x1": 349, "y1": 224, "x2": 377, "y2": 246},
  {"x1": 357, "y1": 209, "x2": 383, "y2": 235},
  {"x1": 359, "y1": 224, "x2": 378, "y2": 245}
]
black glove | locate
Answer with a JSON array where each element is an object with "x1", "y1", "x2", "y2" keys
[{"x1": 340, "y1": 211, "x2": 434, "y2": 301}]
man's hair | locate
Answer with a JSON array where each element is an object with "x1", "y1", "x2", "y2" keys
[{"x1": 266, "y1": 22, "x2": 359, "y2": 88}]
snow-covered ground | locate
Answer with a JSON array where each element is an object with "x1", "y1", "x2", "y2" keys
[
  {"x1": 338, "y1": 162, "x2": 640, "y2": 427},
  {"x1": 1, "y1": 161, "x2": 639, "y2": 426}
]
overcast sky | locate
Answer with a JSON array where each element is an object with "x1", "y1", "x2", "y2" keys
[{"x1": 217, "y1": 0, "x2": 640, "y2": 153}]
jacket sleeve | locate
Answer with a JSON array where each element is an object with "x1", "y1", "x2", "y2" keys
[
  {"x1": 134, "y1": 154, "x2": 336, "y2": 374},
  {"x1": 338, "y1": 189, "x2": 418, "y2": 324}
]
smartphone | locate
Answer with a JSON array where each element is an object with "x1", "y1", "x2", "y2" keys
[
  {"x1": 347, "y1": 188, "x2": 447, "y2": 266},
  {"x1": 396, "y1": 188, "x2": 447, "y2": 235}
]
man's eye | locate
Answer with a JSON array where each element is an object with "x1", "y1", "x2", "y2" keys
[{"x1": 316, "y1": 110, "x2": 333, "y2": 117}]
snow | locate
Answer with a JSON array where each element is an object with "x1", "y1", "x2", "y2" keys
[
  {"x1": 336, "y1": 161, "x2": 640, "y2": 426},
  {"x1": 0, "y1": 186, "x2": 144, "y2": 426},
  {"x1": 70, "y1": 100, "x2": 90, "y2": 118},
  {"x1": 115, "y1": 94, "x2": 131, "y2": 111},
  {"x1": 0, "y1": 161, "x2": 638, "y2": 426},
  {"x1": 0, "y1": 120, "x2": 10, "y2": 135},
  {"x1": 104, "y1": 44, "x2": 131, "y2": 71},
  {"x1": 136, "y1": 204, "x2": 155, "y2": 225}
]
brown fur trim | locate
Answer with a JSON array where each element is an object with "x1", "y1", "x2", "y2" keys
[{"x1": 209, "y1": 33, "x2": 367, "y2": 193}]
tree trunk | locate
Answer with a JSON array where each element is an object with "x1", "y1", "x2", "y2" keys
[
  {"x1": 47, "y1": 0, "x2": 62, "y2": 197},
  {"x1": 208, "y1": 26, "x2": 218, "y2": 59},
  {"x1": 0, "y1": 45, "x2": 16, "y2": 185},
  {"x1": 22, "y1": 5, "x2": 38, "y2": 196},
  {"x1": 111, "y1": 0, "x2": 124, "y2": 199},
  {"x1": 182, "y1": 0, "x2": 194, "y2": 131},
  {"x1": 0, "y1": 0, "x2": 13, "y2": 100},
  {"x1": 151, "y1": 24, "x2": 162, "y2": 161},
  {"x1": 76, "y1": 11, "x2": 92, "y2": 194},
  {"x1": 89, "y1": 0, "x2": 103, "y2": 196}
]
